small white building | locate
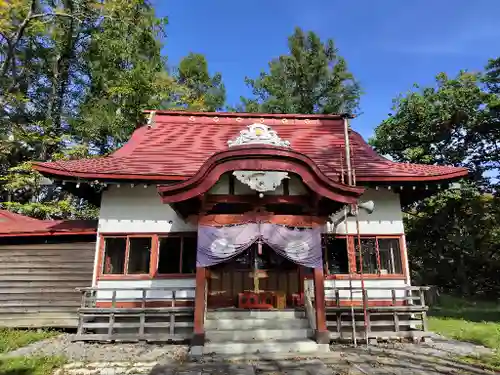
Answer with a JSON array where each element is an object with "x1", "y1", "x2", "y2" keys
[{"x1": 34, "y1": 111, "x2": 468, "y2": 349}]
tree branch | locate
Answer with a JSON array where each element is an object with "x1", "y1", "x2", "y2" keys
[
  {"x1": 0, "y1": 0, "x2": 35, "y2": 78},
  {"x1": 0, "y1": 2, "x2": 83, "y2": 79},
  {"x1": 28, "y1": 12, "x2": 83, "y2": 23}
]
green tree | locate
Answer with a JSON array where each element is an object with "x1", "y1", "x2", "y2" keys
[
  {"x1": 370, "y1": 71, "x2": 497, "y2": 188},
  {"x1": 407, "y1": 187, "x2": 500, "y2": 297},
  {"x1": 484, "y1": 57, "x2": 500, "y2": 95},
  {"x1": 237, "y1": 27, "x2": 361, "y2": 115},
  {"x1": 175, "y1": 52, "x2": 226, "y2": 111},
  {"x1": 72, "y1": 0, "x2": 177, "y2": 153},
  {"x1": 0, "y1": 0, "x2": 187, "y2": 218},
  {"x1": 370, "y1": 63, "x2": 500, "y2": 298}
]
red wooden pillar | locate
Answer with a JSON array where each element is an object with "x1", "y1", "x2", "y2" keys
[
  {"x1": 313, "y1": 267, "x2": 329, "y2": 344},
  {"x1": 192, "y1": 266, "x2": 206, "y2": 346}
]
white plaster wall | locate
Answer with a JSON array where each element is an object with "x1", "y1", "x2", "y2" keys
[
  {"x1": 96, "y1": 279, "x2": 196, "y2": 301},
  {"x1": 305, "y1": 278, "x2": 408, "y2": 301},
  {"x1": 98, "y1": 185, "x2": 196, "y2": 233},
  {"x1": 326, "y1": 188, "x2": 404, "y2": 235}
]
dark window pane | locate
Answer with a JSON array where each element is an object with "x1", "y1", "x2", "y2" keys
[
  {"x1": 182, "y1": 237, "x2": 197, "y2": 274},
  {"x1": 355, "y1": 238, "x2": 378, "y2": 274},
  {"x1": 127, "y1": 237, "x2": 151, "y2": 274},
  {"x1": 255, "y1": 243, "x2": 296, "y2": 270},
  {"x1": 232, "y1": 249, "x2": 252, "y2": 269},
  {"x1": 103, "y1": 238, "x2": 126, "y2": 274},
  {"x1": 158, "y1": 237, "x2": 181, "y2": 274},
  {"x1": 325, "y1": 237, "x2": 349, "y2": 274},
  {"x1": 378, "y1": 239, "x2": 402, "y2": 274}
]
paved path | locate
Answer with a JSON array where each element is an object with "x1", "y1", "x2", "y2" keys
[{"x1": 55, "y1": 349, "x2": 496, "y2": 375}]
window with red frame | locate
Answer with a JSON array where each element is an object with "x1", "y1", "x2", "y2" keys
[
  {"x1": 323, "y1": 235, "x2": 350, "y2": 274},
  {"x1": 157, "y1": 235, "x2": 197, "y2": 274},
  {"x1": 354, "y1": 236, "x2": 403, "y2": 275},
  {"x1": 102, "y1": 236, "x2": 152, "y2": 275}
]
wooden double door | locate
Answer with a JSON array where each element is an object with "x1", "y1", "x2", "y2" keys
[{"x1": 207, "y1": 243, "x2": 301, "y2": 309}]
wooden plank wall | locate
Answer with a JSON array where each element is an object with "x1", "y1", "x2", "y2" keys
[{"x1": 0, "y1": 241, "x2": 95, "y2": 328}]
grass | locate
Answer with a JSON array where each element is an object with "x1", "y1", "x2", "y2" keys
[
  {"x1": 0, "y1": 329, "x2": 65, "y2": 375},
  {"x1": 428, "y1": 295, "x2": 500, "y2": 370},
  {"x1": 0, "y1": 356, "x2": 66, "y2": 375},
  {"x1": 0, "y1": 329, "x2": 59, "y2": 354}
]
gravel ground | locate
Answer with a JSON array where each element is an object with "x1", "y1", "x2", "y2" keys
[
  {"x1": 1, "y1": 333, "x2": 496, "y2": 374},
  {"x1": 1, "y1": 334, "x2": 189, "y2": 363}
]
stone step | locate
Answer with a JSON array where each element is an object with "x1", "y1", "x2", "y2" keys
[
  {"x1": 206, "y1": 309, "x2": 305, "y2": 320},
  {"x1": 205, "y1": 318, "x2": 310, "y2": 330},
  {"x1": 206, "y1": 328, "x2": 313, "y2": 342},
  {"x1": 203, "y1": 339, "x2": 329, "y2": 355}
]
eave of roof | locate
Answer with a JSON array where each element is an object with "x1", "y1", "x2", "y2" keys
[
  {"x1": 31, "y1": 111, "x2": 470, "y2": 184},
  {"x1": 0, "y1": 210, "x2": 97, "y2": 237}
]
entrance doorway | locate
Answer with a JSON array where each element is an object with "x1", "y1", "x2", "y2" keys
[{"x1": 207, "y1": 242, "x2": 300, "y2": 309}]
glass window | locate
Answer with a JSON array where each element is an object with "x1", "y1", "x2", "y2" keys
[
  {"x1": 158, "y1": 237, "x2": 181, "y2": 274},
  {"x1": 127, "y1": 237, "x2": 151, "y2": 274},
  {"x1": 378, "y1": 238, "x2": 402, "y2": 274},
  {"x1": 324, "y1": 236, "x2": 349, "y2": 274},
  {"x1": 181, "y1": 237, "x2": 197, "y2": 274},
  {"x1": 100, "y1": 234, "x2": 198, "y2": 277},
  {"x1": 103, "y1": 238, "x2": 126, "y2": 274},
  {"x1": 352, "y1": 237, "x2": 404, "y2": 275},
  {"x1": 355, "y1": 238, "x2": 378, "y2": 274}
]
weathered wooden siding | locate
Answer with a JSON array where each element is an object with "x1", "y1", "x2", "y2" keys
[{"x1": 0, "y1": 241, "x2": 94, "y2": 328}]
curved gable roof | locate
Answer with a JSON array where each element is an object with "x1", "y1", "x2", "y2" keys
[{"x1": 32, "y1": 111, "x2": 468, "y2": 183}]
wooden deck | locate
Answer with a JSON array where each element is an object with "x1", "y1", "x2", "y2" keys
[
  {"x1": 74, "y1": 286, "x2": 195, "y2": 342},
  {"x1": 74, "y1": 284, "x2": 431, "y2": 344},
  {"x1": 323, "y1": 286, "x2": 430, "y2": 342}
]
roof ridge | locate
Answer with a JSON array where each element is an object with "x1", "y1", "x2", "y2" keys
[{"x1": 142, "y1": 110, "x2": 347, "y2": 120}]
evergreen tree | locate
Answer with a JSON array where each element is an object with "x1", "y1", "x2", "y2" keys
[
  {"x1": 175, "y1": 52, "x2": 226, "y2": 111},
  {"x1": 238, "y1": 27, "x2": 361, "y2": 115}
]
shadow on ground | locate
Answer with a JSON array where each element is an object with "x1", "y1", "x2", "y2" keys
[
  {"x1": 149, "y1": 356, "x2": 339, "y2": 375},
  {"x1": 336, "y1": 344, "x2": 496, "y2": 375},
  {"x1": 145, "y1": 345, "x2": 496, "y2": 375}
]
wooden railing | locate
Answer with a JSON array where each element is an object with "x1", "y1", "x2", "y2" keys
[
  {"x1": 74, "y1": 286, "x2": 195, "y2": 342},
  {"x1": 322, "y1": 286, "x2": 431, "y2": 342}
]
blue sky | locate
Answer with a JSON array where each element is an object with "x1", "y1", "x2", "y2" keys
[{"x1": 154, "y1": 0, "x2": 499, "y2": 140}]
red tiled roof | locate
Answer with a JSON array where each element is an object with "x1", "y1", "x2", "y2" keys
[
  {"x1": 0, "y1": 210, "x2": 97, "y2": 237},
  {"x1": 33, "y1": 111, "x2": 468, "y2": 183}
]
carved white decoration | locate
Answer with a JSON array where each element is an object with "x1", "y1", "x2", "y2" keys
[
  {"x1": 285, "y1": 240, "x2": 310, "y2": 261},
  {"x1": 233, "y1": 170, "x2": 289, "y2": 192},
  {"x1": 210, "y1": 238, "x2": 236, "y2": 258},
  {"x1": 228, "y1": 123, "x2": 291, "y2": 148}
]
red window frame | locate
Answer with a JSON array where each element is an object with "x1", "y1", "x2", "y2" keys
[
  {"x1": 155, "y1": 233, "x2": 197, "y2": 278},
  {"x1": 97, "y1": 233, "x2": 196, "y2": 280},
  {"x1": 323, "y1": 234, "x2": 407, "y2": 280}
]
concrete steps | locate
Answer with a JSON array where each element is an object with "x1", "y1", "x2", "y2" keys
[
  {"x1": 199, "y1": 309, "x2": 329, "y2": 356},
  {"x1": 204, "y1": 339, "x2": 325, "y2": 355},
  {"x1": 205, "y1": 317, "x2": 310, "y2": 330},
  {"x1": 205, "y1": 310, "x2": 305, "y2": 320}
]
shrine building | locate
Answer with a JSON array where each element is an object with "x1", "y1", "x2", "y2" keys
[{"x1": 32, "y1": 111, "x2": 468, "y2": 355}]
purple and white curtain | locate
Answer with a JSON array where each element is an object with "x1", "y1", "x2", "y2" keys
[{"x1": 196, "y1": 223, "x2": 322, "y2": 269}]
